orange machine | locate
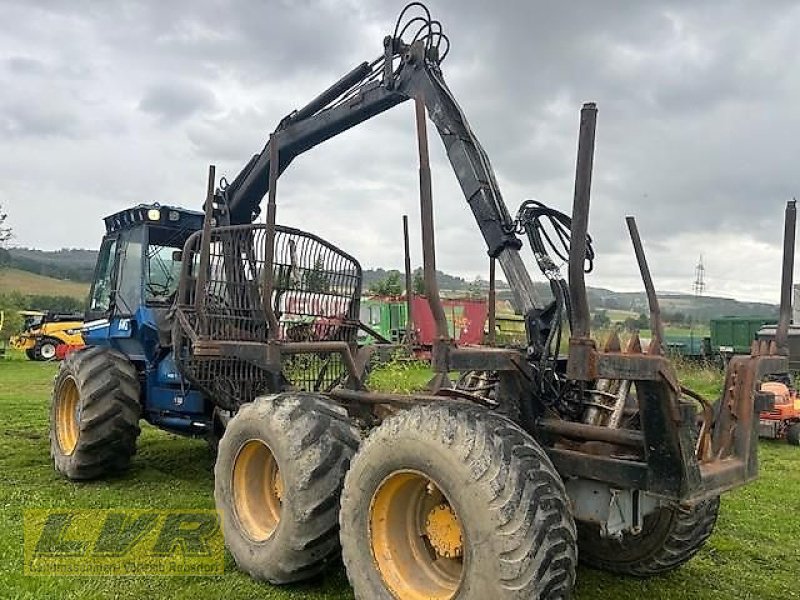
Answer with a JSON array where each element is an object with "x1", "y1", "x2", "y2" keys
[{"x1": 759, "y1": 381, "x2": 800, "y2": 445}]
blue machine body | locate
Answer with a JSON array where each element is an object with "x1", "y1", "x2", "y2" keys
[{"x1": 82, "y1": 203, "x2": 210, "y2": 436}]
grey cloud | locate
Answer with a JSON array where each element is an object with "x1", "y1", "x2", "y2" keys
[
  {"x1": 0, "y1": 101, "x2": 81, "y2": 138},
  {"x1": 3, "y1": 0, "x2": 800, "y2": 301},
  {"x1": 5, "y1": 56, "x2": 48, "y2": 75},
  {"x1": 139, "y1": 82, "x2": 217, "y2": 123}
]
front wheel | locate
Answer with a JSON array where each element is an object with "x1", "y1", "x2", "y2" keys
[
  {"x1": 577, "y1": 497, "x2": 720, "y2": 576},
  {"x1": 340, "y1": 403, "x2": 577, "y2": 599},
  {"x1": 50, "y1": 347, "x2": 141, "y2": 480}
]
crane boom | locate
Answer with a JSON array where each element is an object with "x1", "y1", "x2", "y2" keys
[{"x1": 220, "y1": 25, "x2": 542, "y2": 311}]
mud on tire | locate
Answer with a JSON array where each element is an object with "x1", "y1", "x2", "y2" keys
[
  {"x1": 50, "y1": 346, "x2": 141, "y2": 480},
  {"x1": 577, "y1": 496, "x2": 720, "y2": 576},
  {"x1": 214, "y1": 392, "x2": 360, "y2": 584},
  {"x1": 340, "y1": 402, "x2": 577, "y2": 599}
]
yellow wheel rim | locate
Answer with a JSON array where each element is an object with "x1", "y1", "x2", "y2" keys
[
  {"x1": 369, "y1": 470, "x2": 464, "y2": 600},
  {"x1": 232, "y1": 439, "x2": 283, "y2": 542},
  {"x1": 55, "y1": 376, "x2": 80, "y2": 455}
]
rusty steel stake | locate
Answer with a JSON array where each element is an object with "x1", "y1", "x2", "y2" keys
[
  {"x1": 402, "y1": 214, "x2": 415, "y2": 349},
  {"x1": 488, "y1": 257, "x2": 496, "y2": 346},
  {"x1": 776, "y1": 199, "x2": 796, "y2": 355},
  {"x1": 626, "y1": 216, "x2": 665, "y2": 352},
  {"x1": 195, "y1": 164, "x2": 216, "y2": 338},
  {"x1": 567, "y1": 102, "x2": 597, "y2": 340},
  {"x1": 262, "y1": 134, "x2": 281, "y2": 338},
  {"x1": 414, "y1": 95, "x2": 449, "y2": 340}
]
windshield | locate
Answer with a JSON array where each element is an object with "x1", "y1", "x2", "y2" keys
[{"x1": 22, "y1": 315, "x2": 43, "y2": 331}]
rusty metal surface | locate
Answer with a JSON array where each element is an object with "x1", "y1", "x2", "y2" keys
[
  {"x1": 583, "y1": 333, "x2": 639, "y2": 427},
  {"x1": 414, "y1": 94, "x2": 449, "y2": 341},
  {"x1": 680, "y1": 385, "x2": 714, "y2": 462},
  {"x1": 262, "y1": 133, "x2": 280, "y2": 337},
  {"x1": 625, "y1": 216, "x2": 665, "y2": 351},
  {"x1": 546, "y1": 447, "x2": 649, "y2": 490},
  {"x1": 539, "y1": 418, "x2": 643, "y2": 448},
  {"x1": 776, "y1": 199, "x2": 796, "y2": 354},
  {"x1": 488, "y1": 258, "x2": 496, "y2": 346},
  {"x1": 402, "y1": 214, "x2": 414, "y2": 349},
  {"x1": 173, "y1": 223, "x2": 363, "y2": 409},
  {"x1": 194, "y1": 164, "x2": 216, "y2": 331},
  {"x1": 448, "y1": 346, "x2": 525, "y2": 372},
  {"x1": 329, "y1": 388, "x2": 444, "y2": 406},
  {"x1": 552, "y1": 314, "x2": 790, "y2": 502},
  {"x1": 567, "y1": 102, "x2": 597, "y2": 340},
  {"x1": 566, "y1": 336, "x2": 597, "y2": 381}
]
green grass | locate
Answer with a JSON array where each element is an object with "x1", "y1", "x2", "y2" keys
[
  {"x1": 662, "y1": 325, "x2": 711, "y2": 338},
  {"x1": 0, "y1": 268, "x2": 88, "y2": 299},
  {"x1": 1, "y1": 356, "x2": 798, "y2": 599},
  {"x1": 605, "y1": 308, "x2": 639, "y2": 322}
]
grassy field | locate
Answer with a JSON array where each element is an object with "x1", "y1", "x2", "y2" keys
[
  {"x1": 0, "y1": 268, "x2": 87, "y2": 299},
  {"x1": 1, "y1": 355, "x2": 799, "y2": 599},
  {"x1": 605, "y1": 308, "x2": 639, "y2": 322}
]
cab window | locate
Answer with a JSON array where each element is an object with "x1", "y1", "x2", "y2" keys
[
  {"x1": 146, "y1": 244, "x2": 183, "y2": 303},
  {"x1": 145, "y1": 226, "x2": 188, "y2": 304}
]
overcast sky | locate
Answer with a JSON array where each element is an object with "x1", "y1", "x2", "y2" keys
[{"x1": 1, "y1": 0, "x2": 797, "y2": 302}]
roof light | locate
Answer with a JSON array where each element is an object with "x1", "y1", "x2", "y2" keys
[
  {"x1": 168, "y1": 210, "x2": 180, "y2": 221},
  {"x1": 147, "y1": 209, "x2": 161, "y2": 221}
]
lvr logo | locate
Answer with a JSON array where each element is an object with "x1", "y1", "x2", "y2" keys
[{"x1": 24, "y1": 509, "x2": 223, "y2": 576}]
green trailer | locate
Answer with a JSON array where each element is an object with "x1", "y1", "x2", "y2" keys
[
  {"x1": 710, "y1": 316, "x2": 772, "y2": 356},
  {"x1": 359, "y1": 298, "x2": 408, "y2": 344}
]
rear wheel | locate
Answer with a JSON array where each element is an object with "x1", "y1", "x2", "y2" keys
[
  {"x1": 50, "y1": 347, "x2": 141, "y2": 480},
  {"x1": 340, "y1": 403, "x2": 576, "y2": 599},
  {"x1": 577, "y1": 496, "x2": 720, "y2": 576},
  {"x1": 786, "y1": 422, "x2": 800, "y2": 446},
  {"x1": 214, "y1": 392, "x2": 359, "y2": 584}
]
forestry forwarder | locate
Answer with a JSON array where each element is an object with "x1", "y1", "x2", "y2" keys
[{"x1": 49, "y1": 4, "x2": 794, "y2": 598}]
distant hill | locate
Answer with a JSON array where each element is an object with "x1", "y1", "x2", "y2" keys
[
  {"x1": 586, "y1": 287, "x2": 777, "y2": 322},
  {"x1": 0, "y1": 247, "x2": 779, "y2": 322},
  {"x1": 0, "y1": 267, "x2": 88, "y2": 299},
  {"x1": 361, "y1": 268, "x2": 506, "y2": 293},
  {"x1": 1, "y1": 247, "x2": 98, "y2": 283}
]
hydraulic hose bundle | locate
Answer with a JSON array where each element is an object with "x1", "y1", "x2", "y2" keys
[{"x1": 514, "y1": 200, "x2": 594, "y2": 417}]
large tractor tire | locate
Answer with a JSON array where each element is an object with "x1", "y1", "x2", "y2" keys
[
  {"x1": 340, "y1": 403, "x2": 577, "y2": 600},
  {"x1": 577, "y1": 496, "x2": 720, "y2": 576},
  {"x1": 214, "y1": 392, "x2": 359, "y2": 584},
  {"x1": 50, "y1": 347, "x2": 141, "y2": 480},
  {"x1": 34, "y1": 337, "x2": 60, "y2": 361}
]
